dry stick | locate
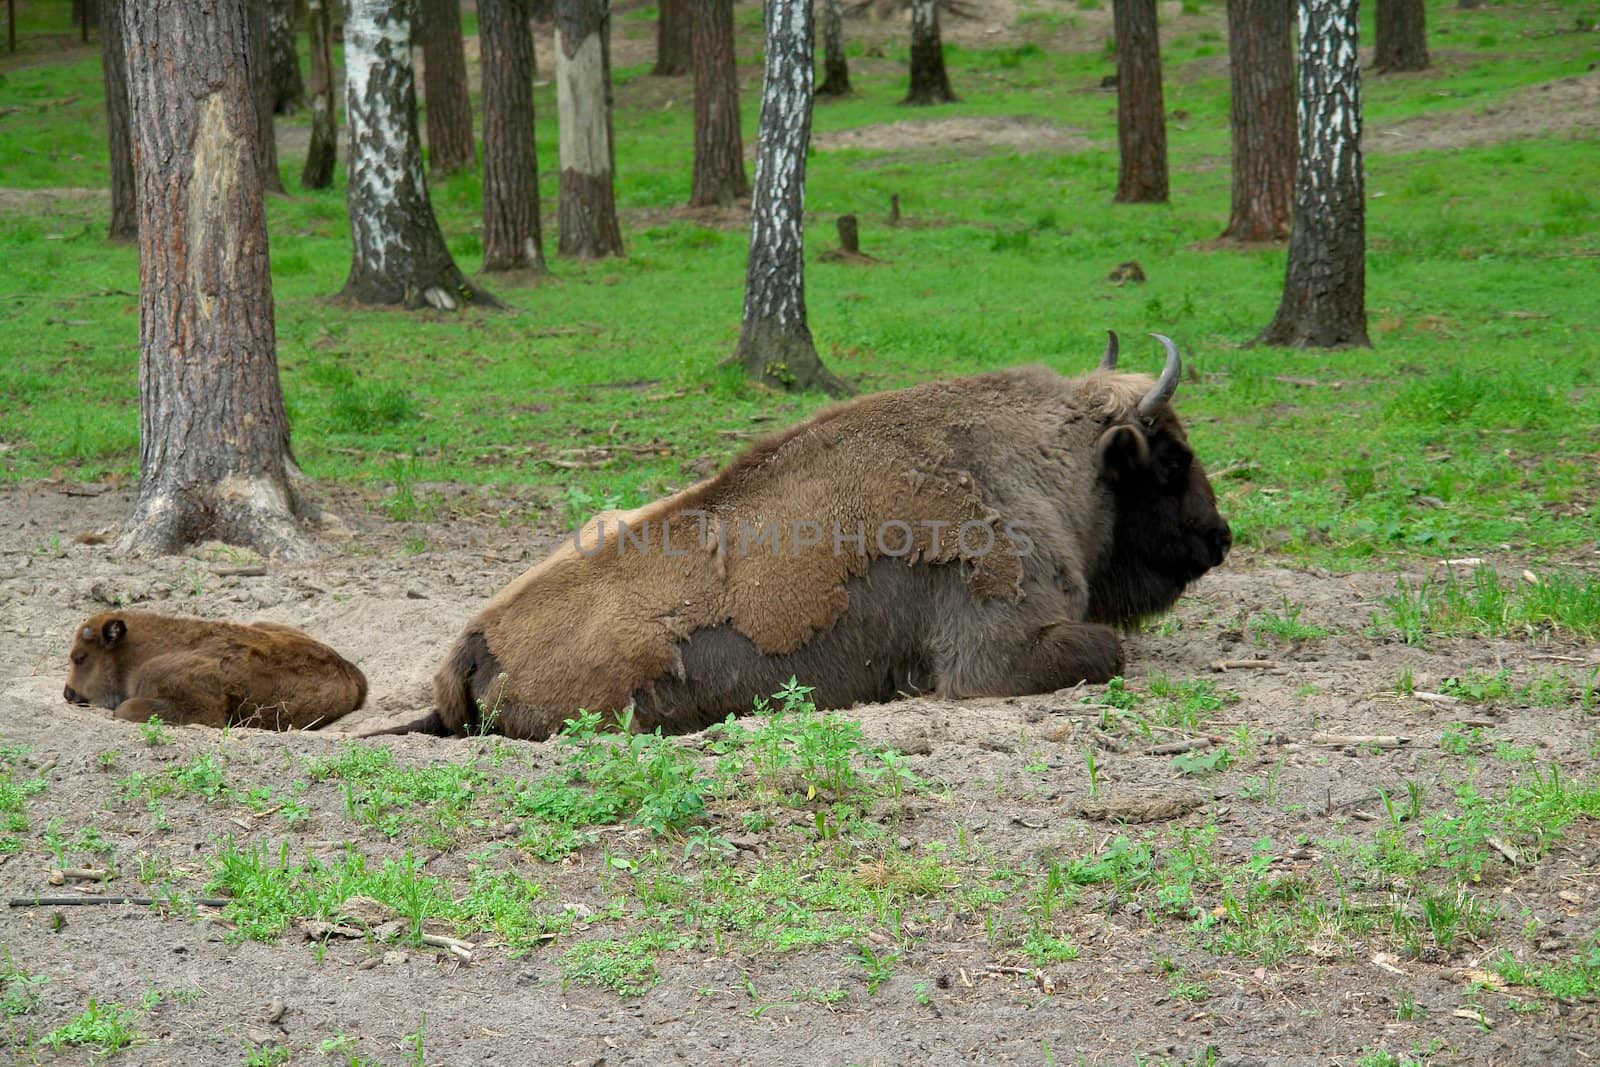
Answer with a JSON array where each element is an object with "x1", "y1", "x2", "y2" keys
[
  {"x1": 49, "y1": 867, "x2": 112, "y2": 884},
  {"x1": 1308, "y1": 733, "x2": 1411, "y2": 748},
  {"x1": 1211, "y1": 659, "x2": 1278, "y2": 672},
  {"x1": 1147, "y1": 737, "x2": 1213, "y2": 756},
  {"x1": 421, "y1": 933, "x2": 475, "y2": 962},
  {"x1": 10, "y1": 895, "x2": 232, "y2": 907},
  {"x1": 1412, "y1": 691, "x2": 1462, "y2": 706}
]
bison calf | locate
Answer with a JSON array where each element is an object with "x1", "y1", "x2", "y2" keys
[
  {"x1": 63, "y1": 611, "x2": 367, "y2": 730},
  {"x1": 433, "y1": 333, "x2": 1232, "y2": 741}
]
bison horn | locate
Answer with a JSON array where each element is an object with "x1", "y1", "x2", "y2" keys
[
  {"x1": 1137, "y1": 334, "x2": 1182, "y2": 417},
  {"x1": 1099, "y1": 329, "x2": 1119, "y2": 370}
]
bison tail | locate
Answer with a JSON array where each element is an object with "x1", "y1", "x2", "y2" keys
[{"x1": 433, "y1": 630, "x2": 499, "y2": 736}]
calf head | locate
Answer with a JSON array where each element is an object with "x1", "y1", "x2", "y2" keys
[
  {"x1": 1086, "y1": 334, "x2": 1232, "y2": 626},
  {"x1": 63, "y1": 612, "x2": 130, "y2": 710}
]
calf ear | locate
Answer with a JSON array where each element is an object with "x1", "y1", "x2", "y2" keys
[
  {"x1": 1094, "y1": 424, "x2": 1151, "y2": 481},
  {"x1": 101, "y1": 618, "x2": 126, "y2": 648}
]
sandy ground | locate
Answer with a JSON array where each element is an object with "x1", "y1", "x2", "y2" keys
[{"x1": 2, "y1": 483, "x2": 1598, "y2": 1064}]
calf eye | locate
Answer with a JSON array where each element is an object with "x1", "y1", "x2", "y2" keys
[{"x1": 71, "y1": 651, "x2": 87, "y2": 666}]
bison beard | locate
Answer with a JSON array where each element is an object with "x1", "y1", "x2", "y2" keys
[{"x1": 431, "y1": 336, "x2": 1231, "y2": 740}]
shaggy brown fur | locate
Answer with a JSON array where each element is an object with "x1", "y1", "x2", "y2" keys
[
  {"x1": 63, "y1": 611, "x2": 367, "y2": 730},
  {"x1": 433, "y1": 353, "x2": 1230, "y2": 741}
]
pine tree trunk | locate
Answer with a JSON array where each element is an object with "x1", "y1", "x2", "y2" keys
[
  {"x1": 1221, "y1": 0, "x2": 1292, "y2": 241},
  {"x1": 689, "y1": 0, "x2": 748, "y2": 207},
  {"x1": 818, "y1": 0, "x2": 851, "y2": 96},
  {"x1": 481, "y1": 0, "x2": 547, "y2": 272},
  {"x1": 268, "y1": 0, "x2": 304, "y2": 113},
  {"x1": 341, "y1": 0, "x2": 497, "y2": 308},
  {"x1": 652, "y1": 0, "x2": 690, "y2": 76},
  {"x1": 420, "y1": 0, "x2": 476, "y2": 174},
  {"x1": 1375, "y1": 0, "x2": 1428, "y2": 72},
  {"x1": 247, "y1": 0, "x2": 286, "y2": 194},
  {"x1": 300, "y1": 0, "x2": 336, "y2": 189},
  {"x1": 1259, "y1": 0, "x2": 1371, "y2": 348},
  {"x1": 555, "y1": 0, "x2": 624, "y2": 259},
  {"x1": 734, "y1": 0, "x2": 847, "y2": 397},
  {"x1": 903, "y1": 0, "x2": 955, "y2": 105},
  {"x1": 118, "y1": 0, "x2": 313, "y2": 559},
  {"x1": 100, "y1": 0, "x2": 137, "y2": 240},
  {"x1": 1113, "y1": 0, "x2": 1168, "y2": 203}
]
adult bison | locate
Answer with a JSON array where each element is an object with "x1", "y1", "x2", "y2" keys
[{"x1": 432, "y1": 333, "x2": 1230, "y2": 740}]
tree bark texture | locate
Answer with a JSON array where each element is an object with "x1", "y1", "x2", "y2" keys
[
  {"x1": 247, "y1": 0, "x2": 285, "y2": 193},
  {"x1": 903, "y1": 0, "x2": 954, "y2": 105},
  {"x1": 100, "y1": 0, "x2": 137, "y2": 240},
  {"x1": 734, "y1": 0, "x2": 846, "y2": 396},
  {"x1": 481, "y1": 0, "x2": 547, "y2": 272},
  {"x1": 341, "y1": 0, "x2": 496, "y2": 308},
  {"x1": 118, "y1": 0, "x2": 311, "y2": 559},
  {"x1": 1375, "y1": 0, "x2": 1428, "y2": 72},
  {"x1": 1221, "y1": 0, "x2": 1292, "y2": 241},
  {"x1": 1259, "y1": 0, "x2": 1371, "y2": 348},
  {"x1": 689, "y1": 0, "x2": 748, "y2": 207},
  {"x1": 555, "y1": 0, "x2": 624, "y2": 259},
  {"x1": 300, "y1": 0, "x2": 336, "y2": 188},
  {"x1": 818, "y1": 0, "x2": 851, "y2": 96},
  {"x1": 652, "y1": 0, "x2": 690, "y2": 76},
  {"x1": 267, "y1": 0, "x2": 304, "y2": 113},
  {"x1": 1113, "y1": 0, "x2": 1168, "y2": 203},
  {"x1": 420, "y1": 0, "x2": 476, "y2": 174}
]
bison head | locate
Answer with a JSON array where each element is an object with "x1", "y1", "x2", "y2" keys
[
  {"x1": 63, "y1": 613, "x2": 128, "y2": 710},
  {"x1": 1085, "y1": 334, "x2": 1232, "y2": 626}
]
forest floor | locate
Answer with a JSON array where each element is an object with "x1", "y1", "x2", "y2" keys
[{"x1": 2, "y1": 483, "x2": 1598, "y2": 1066}]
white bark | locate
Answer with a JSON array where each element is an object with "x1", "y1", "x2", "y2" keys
[{"x1": 555, "y1": 29, "x2": 610, "y2": 177}]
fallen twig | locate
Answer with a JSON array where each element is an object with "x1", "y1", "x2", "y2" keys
[
  {"x1": 213, "y1": 565, "x2": 267, "y2": 577},
  {"x1": 421, "y1": 933, "x2": 475, "y2": 963},
  {"x1": 1309, "y1": 733, "x2": 1411, "y2": 749},
  {"x1": 1412, "y1": 691, "x2": 1462, "y2": 706},
  {"x1": 48, "y1": 867, "x2": 112, "y2": 884},
  {"x1": 9, "y1": 895, "x2": 230, "y2": 908},
  {"x1": 1211, "y1": 659, "x2": 1278, "y2": 672},
  {"x1": 1148, "y1": 737, "x2": 1213, "y2": 756}
]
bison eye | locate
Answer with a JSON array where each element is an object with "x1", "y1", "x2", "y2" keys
[{"x1": 71, "y1": 651, "x2": 87, "y2": 666}]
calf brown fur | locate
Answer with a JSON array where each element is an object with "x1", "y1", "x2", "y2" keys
[
  {"x1": 63, "y1": 611, "x2": 367, "y2": 730},
  {"x1": 433, "y1": 334, "x2": 1231, "y2": 741}
]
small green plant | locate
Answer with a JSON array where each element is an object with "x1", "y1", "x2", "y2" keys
[
  {"x1": 139, "y1": 716, "x2": 173, "y2": 747},
  {"x1": 1439, "y1": 669, "x2": 1514, "y2": 704},
  {"x1": 848, "y1": 940, "x2": 899, "y2": 994},
  {"x1": 0, "y1": 956, "x2": 48, "y2": 1017},
  {"x1": 42, "y1": 998, "x2": 141, "y2": 1057},
  {"x1": 245, "y1": 1043, "x2": 293, "y2": 1066},
  {"x1": 1250, "y1": 598, "x2": 1331, "y2": 642}
]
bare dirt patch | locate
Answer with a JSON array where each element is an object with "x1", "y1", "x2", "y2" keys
[
  {"x1": 3, "y1": 483, "x2": 1598, "y2": 1064},
  {"x1": 814, "y1": 114, "x2": 1099, "y2": 155},
  {"x1": 1369, "y1": 70, "x2": 1600, "y2": 153}
]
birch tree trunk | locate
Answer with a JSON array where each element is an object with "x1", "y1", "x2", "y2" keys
[
  {"x1": 247, "y1": 0, "x2": 285, "y2": 193},
  {"x1": 1113, "y1": 0, "x2": 1168, "y2": 203},
  {"x1": 300, "y1": 0, "x2": 336, "y2": 189},
  {"x1": 420, "y1": 0, "x2": 476, "y2": 174},
  {"x1": 1221, "y1": 0, "x2": 1292, "y2": 241},
  {"x1": 1259, "y1": 0, "x2": 1371, "y2": 347},
  {"x1": 118, "y1": 0, "x2": 313, "y2": 559},
  {"x1": 689, "y1": 0, "x2": 748, "y2": 207},
  {"x1": 481, "y1": 0, "x2": 547, "y2": 272},
  {"x1": 1375, "y1": 0, "x2": 1428, "y2": 72},
  {"x1": 733, "y1": 0, "x2": 846, "y2": 396},
  {"x1": 341, "y1": 0, "x2": 497, "y2": 308},
  {"x1": 267, "y1": 0, "x2": 304, "y2": 113},
  {"x1": 652, "y1": 0, "x2": 690, "y2": 76},
  {"x1": 100, "y1": 0, "x2": 137, "y2": 240},
  {"x1": 903, "y1": 0, "x2": 955, "y2": 105},
  {"x1": 556, "y1": 0, "x2": 624, "y2": 259},
  {"x1": 818, "y1": 0, "x2": 851, "y2": 97}
]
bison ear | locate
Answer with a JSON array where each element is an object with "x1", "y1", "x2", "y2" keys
[
  {"x1": 1094, "y1": 424, "x2": 1151, "y2": 482},
  {"x1": 101, "y1": 618, "x2": 126, "y2": 649}
]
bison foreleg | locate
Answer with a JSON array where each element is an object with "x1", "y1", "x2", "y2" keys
[{"x1": 949, "y1": 620, "x2": 1125, "y2": 697}]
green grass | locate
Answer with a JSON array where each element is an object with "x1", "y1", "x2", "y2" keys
[
  {"x1": 1373, "y1": 567, "x2": 1600, "y2": 646},
  {"x1": 41, "y1": 998, "x2": 141, "y2": 1058},
  {"x1": 1, "y1": 2, "x2": 1597, "y2": 569}
]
